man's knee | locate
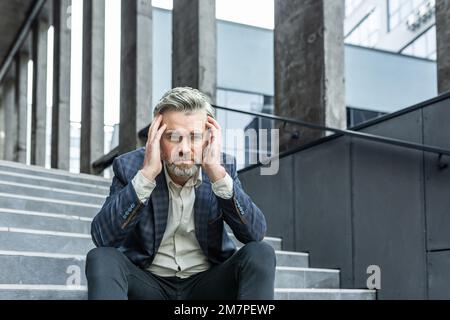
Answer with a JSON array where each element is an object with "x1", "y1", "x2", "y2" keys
[
  {"x1": 85, "y1": 247, "x2": 125, "y2": 276},
  {"x1": 239, "y1": 241, "x2": 276, "y2": 273}
]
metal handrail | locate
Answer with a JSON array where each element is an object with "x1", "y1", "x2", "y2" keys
[
  {"x1": 92, "y1": 146, "x2": 119, "y2": 175},
  {"x1": 0, "y1": 0, "x2": 47, "y2": 82},
  {"x1": 211, "y1": 105, "x2": 450, "y2": 157}
]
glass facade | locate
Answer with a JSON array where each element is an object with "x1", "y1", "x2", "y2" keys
[
  {"x1": 216, "y1": 89, "x2": 274, "y2": 170},
  {"x1": 388, "y1": 0, "x2": 430, "y2": 31},
  {"x1": 346, "y1": 0, "x2": 364, "y2": 17},
  {"x1": 33, "y1": 2, "x2": 440, "y2": 175},
  {"x1": 346, "y1": 8, "x2": 381, "y2": 48},
  {"x1": 401, "y1": 26, "x2": 437, "y2": 60},
  {"x1": 66, "y1": 123, "x2": 116, "y2": 176}
]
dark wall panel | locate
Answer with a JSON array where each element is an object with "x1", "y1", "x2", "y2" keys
[
  {"x1": 294, "y1": 138, "x2": 354, "y2": 287},
  {"x1": 237, "y1": 96, "x2": 450, "y2": 299},
  {"x1": 353, "y1": 110, "x2": 426, "y2": 299},
  {"x1": 423, "y1": 99, "x2": 450, "y2": 250},
  {"x1": 238, "y1": 156, "x2": 296, "y2": 250},
  {"x1": 428, "y1": 251, "x2": 450, "y2": 299}
]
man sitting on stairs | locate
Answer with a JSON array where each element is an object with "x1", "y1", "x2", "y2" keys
[{"x1": 86, "y1": 87, "x2": 276, "y2": 300}]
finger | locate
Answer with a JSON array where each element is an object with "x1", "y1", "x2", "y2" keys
[
  {"x1": 206, "y1": 119, "x2": 221, "y2": 135},
  {"x1": 146, "y1": 121, "x2": 154, "y2": 145},
  {"x1": 153, "y1": 123, "x2": 167, "y2": 143},
  {"x1": 205, "y1": 122, "x2": 220, "y2": 140},
  {"x1": 207, "y1": 116, "x2": 221, "y2": 130},
  {"x1": 205, "y1": 121, "x2": 217, "y2": 132},
  {"x1": 205, "y1": 124, "x2": 216, "y2": 141},
  {"x1": 149, "y1": 114, "x2": 163, "y2": 141},
  {"x1": 147, "y1": 115, "x2": 158, "y2": 141}
]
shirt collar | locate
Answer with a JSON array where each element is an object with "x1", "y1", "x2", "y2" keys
[{"x1": 163, "y1": 163, "x2": 203, "y2": 189}]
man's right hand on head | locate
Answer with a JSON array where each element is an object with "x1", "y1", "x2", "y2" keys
[{"x1": 141, "y1": 114, "x2": 166, "y2": 181}]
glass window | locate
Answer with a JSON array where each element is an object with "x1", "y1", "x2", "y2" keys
[
  {"x1": 346, "y1": 8, "x2": 381, "y2": 48},
  {"x1": 388, "y1": 0, "x2": 430, "y2": 31},
  {"x1": 346, "y1": 0, "x2": 364, "y2": 17},
  {"x1": 216, "y1": 89, "x2": 274, "y2": 170},
  {"x1": 347, "y1": 107, "x2": 387, "y2": 128},
  {"x1": 401, "y1": 26, "x2": 436, "y2": 60},
  {"x1": 67, "y1": 121, "x2": 119, "y2": 176}
]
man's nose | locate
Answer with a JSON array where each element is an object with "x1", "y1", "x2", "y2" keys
[{"x1": 178, "y1": 138, "x2": 191, "y2": 158}]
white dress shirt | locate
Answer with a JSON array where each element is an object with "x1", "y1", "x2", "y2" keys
[{"x1": 131, "y1": 164, "x2": 233, "y2": 278}]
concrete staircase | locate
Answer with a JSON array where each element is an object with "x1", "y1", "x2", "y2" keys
[{"x1": 0, "y1": 160, "x2": 376, "y2": 300}]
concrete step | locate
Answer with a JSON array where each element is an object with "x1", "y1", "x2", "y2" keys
[
  {"x1": 0, "y1": 181, "x2": 106, "y2": 205},
  {"x1": 230, "y1": 233, "x2": 282, "y2": 251},
  {"x1": 0, "y1": 193, "x2": 101, "y2": 218},
  {"x1": 0, "y1": 227, "x2": 283, "y2": 256},
  {"x1": 0, "y1": 228, "x2": 95, "y2": 255},
  {"x1": 0, "y1": 211, "x2": 289, "y2": 258},
  {"x1": 0, "y1": 285, "x2": 88, "y2": 300},
  {"x1": 0, "y1": 209, "x2": 92, "y2": 234},
  {"x1": 0, "y1": 287, "x2": 376, "y2": 300},
  {"x1": 0, "y1": 252, "x2": 87, "y2": 286},
  {"x1": 275, "y1": 267, "x2": 339, "y2": 289},
  {"x1": 0, "y1": 253, "x2": 321, "y2": 288},
  {"x1": 0, "y1": 160, "x2": 111, "y2": 187},
  {"x1": 0, "y1": 171, "x2": 109, "y2": 195},
  {"x1": 275, "y1": 288, "x2": 376, "y2": 300},
  {"x1": 275, "y1": 250, "x2": 308, "y2": 268}
]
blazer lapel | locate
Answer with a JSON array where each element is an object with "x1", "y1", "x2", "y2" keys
[
  {"x1": 194, "y1": 170, "x2": 212, "y2": 255},
  {"x1": 150, "y1": 170, "x2": 169, "y2": 255}
]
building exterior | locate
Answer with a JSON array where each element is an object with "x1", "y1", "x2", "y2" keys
[
  {"x1": 0, "y1": 0, "x2": 445, "y2": 175},
  {"x1": 70, "y1": 2, "x2": 440, "y2": 174},
  {"x1": 1, "y1": 0, "x2": 450, "y2": 300},
  {"x1": 345, "y1": 0, "x2": 437, "y2": 59}
]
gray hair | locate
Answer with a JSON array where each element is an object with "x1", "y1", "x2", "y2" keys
[{"x1": 153, "y1": 87, "x2": 215, "y2": 118}]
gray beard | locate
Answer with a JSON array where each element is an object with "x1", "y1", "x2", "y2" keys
[{"x1": 165, "y1": 162, "x2": 200, "y2": 178}]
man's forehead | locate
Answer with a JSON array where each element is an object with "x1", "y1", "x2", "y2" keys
[
  {"x1": 162, "y1": 111, "x2": 207, "y2": 132},
  {"x1": 164, "y1": 121, "x2": 206, "y2": 133}
]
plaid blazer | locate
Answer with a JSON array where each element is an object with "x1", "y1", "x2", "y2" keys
[{"x1": 91, "y1": 147, "x2": 267, "y2": 268}]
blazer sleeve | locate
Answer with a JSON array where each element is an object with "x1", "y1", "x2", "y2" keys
[
  {"x1": 90, "y1": 157, "x2": 145, "y2": 247},
  {"x1": 216, "y1": 157, "x2": 267, "y2": 244}
]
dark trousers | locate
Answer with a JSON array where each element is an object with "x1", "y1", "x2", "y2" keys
[{"x1": 85, "y1": 241, "x2": 276, "y2": 300}]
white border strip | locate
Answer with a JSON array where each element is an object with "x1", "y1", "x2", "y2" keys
[
  {"x1": 275, "y1": 250, "x2": 308, "y2": 256},
  {"x1": 0, "y1": 284, "x2": 87, "y2": 291},
  {"x1": 275, "y1": 288, "x2": 375, "y2": 293},
  {"x1": 276, "y1": 266, "x2": 339, "y2": 273},
  {"x1": 263, "y1": 236, "x2": 282, "y2": 242}
]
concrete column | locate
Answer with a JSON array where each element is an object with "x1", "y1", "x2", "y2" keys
[
  {"x1": 172, "y1": 0, "x2": 217, "y2": 103},
  {"x1": 274, "y1": 0, "x2": 346, "y2": 151},
  {"x1": 15, "y1": 53, "x2": 29, "y2": 163},
  {"x1": 436, "y1": 0, "x2": 450, "y2": 94},
  {"x1": 80, "y1": 0, "x2": 105, "y2": 174},
  {"x1": 120, "y1": 0, "x2": 153, "y2": 155},
  {"x1": 3, "y1": 71, "x2": 17, "y2": 162},
  {"x1": 51, "y1": 0, "x2": 72, "y2": 170},
  {"x1": 31, "y1": 19, "x2": 48, "y2": 166}
]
